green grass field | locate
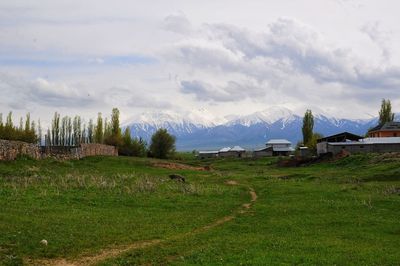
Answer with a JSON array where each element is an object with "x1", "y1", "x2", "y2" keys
[{"x1": 0, "y1": 154, "x2": 399, "y2": 265}]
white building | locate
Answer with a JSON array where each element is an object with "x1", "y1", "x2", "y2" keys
[{"x1": 254, "y1": 139, "x2": 294, "y2": 157}]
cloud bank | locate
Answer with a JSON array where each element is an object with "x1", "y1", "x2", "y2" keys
[{"x1": 0, "y1": 0, "x2": 399, "y2": 122}]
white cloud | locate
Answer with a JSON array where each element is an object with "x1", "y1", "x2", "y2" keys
[{"x1": 162, "y1": 13, "x2": 193, "y2": 35}]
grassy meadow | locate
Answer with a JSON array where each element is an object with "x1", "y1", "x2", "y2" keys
[{"x1": 0, "y1": 153, "x2": 399, "y2": 265}]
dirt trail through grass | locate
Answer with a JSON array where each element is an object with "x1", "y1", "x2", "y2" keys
[{"x1": 27, "y1": 183, "x2": 257, "y2": 266}]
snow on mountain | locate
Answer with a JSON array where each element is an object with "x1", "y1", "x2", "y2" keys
[{"x1": 226, "y1": 106, "x2": 297, "y2": 126}]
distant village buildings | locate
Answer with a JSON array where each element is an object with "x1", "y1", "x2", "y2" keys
[
  {"x1": 198, "y1": 120, "x2": 400, "y2": 159},
  {"x1": 198, "y1": 146, "x2": 246, "y2": 159},
  {"x1": 198, "y1": 139, "x2": 295, "y2": 159}
]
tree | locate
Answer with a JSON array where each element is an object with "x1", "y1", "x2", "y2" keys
[
  {"x1": 67, "y1": 117, "x2": 72, "y2": 145},
  {"x1": 37, "y1": 119, "x2": 42, "y2": 145},
  {"x1": 302, "y1": 109, "x2": 314, "y2": 146},
  {"x1": 51, "y1": 112, "x2": 60, "y2": 146},
  {"x1": 25, "y1": 113, "x2": 31, "y2": 133},
  {"x1": 111, "y1": 108, "x2": 121, "y2": 137},
  {"x1": 95, "y1": 113, "x2": 103, "y2": 144},
  {"x1": 119, "y1": 127, "x2": 133, "y2": 156},
  {"x1": 118, "y1": 128, "x2": 147, "y2": 157},
  {"x1": 149, "y1": 128, "x2": 176, "y2": 159},
  {"x1": 61, "y1": 116, "x2": 68, "y2": 146},
  {"x1": 87, "y1": 119, "x2": 94, "y2": 143},
  {"x1": 104, "y1": 108, "x2": 123, "y2": 147},
  {"x1": 379, "y1": 99, "x2": 395, "y2": 125},
  {"x1": 73, "y1": 115, "x2": 82, "y2": 145},
  {"x1": 4, "y1": 112, "x2": 13, "y2": 140},
  {"x1": 308, "y1": 132, "x2": 323, "y2": 152},
  {"x1": 132, "y1": 137, "x2": 147, "y2": 157}
]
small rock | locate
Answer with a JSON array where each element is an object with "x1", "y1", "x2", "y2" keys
[
  {"x1": 169, "y1": 174, "x2": 186, "y2": 182},
  {"x1": 40, "y1": 239, "x2": 48, "y2": 246}
]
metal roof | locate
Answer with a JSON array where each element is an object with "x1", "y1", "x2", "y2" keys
[
  {"x1": 199, "y1": 151, "x2": 219, "y2": 154},
  {"x1": 361, "y1": 137, "x2": 400, "y2": 144},
  {"x1": 329, "y1": 137, "x2": 400, "y2": 145},
  {"x1": 219, "y1": 147, "x2": 231, "y2": 152},
  {"x1": 273, "y1": 147, "x2": 295, "y2": 152},
  {"x1": 266, "y1": 139, "x2": 291, "y2": 145},
  {"x1": 230, "y1": 145, "x2": 246, "y2": 151},
  {"x1": 317, "y1": 132, "x2": 363, "y2": 143}
]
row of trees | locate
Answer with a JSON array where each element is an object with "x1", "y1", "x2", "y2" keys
[
  {"x1": 0, "y1": 112, "x2": 39, "y2": 143},
  {"x1": 46, "y1": 108, "x2": 175, "y2": 158},
  {"x1": 301, "y1": 98, "x2": 396, "y2": 153},
  {"x1": 0, "y1": 108, "x2": 176, "y2": 159}
]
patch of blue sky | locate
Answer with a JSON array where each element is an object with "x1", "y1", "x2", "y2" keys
[
  {"x1": 103, "y1": 55, "x2": 158, "y2": 65},
  {"x1": 0, "y1": 54, "x2": 158, "y2": 67}
]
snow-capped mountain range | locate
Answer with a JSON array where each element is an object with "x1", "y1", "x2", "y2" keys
[{"x1": 123, "y1": 107, "x2": 388, "y2": 150}]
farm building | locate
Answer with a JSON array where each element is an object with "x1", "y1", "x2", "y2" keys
[
  {"x1": 219, "y1": 146, "x2": 246, "y2": 158},
  {"x1": 317, "y1": 132, "x2": 363, "y2": 155},
  {"x1": 317, "y1": 132, "x2": 400, "y2": 155},
  {"x1": 198, "y1": 151, "x2": 219, "y2": 159},
  {"x1": 253, "y1": 139, "x2": 294, "y2": 157},
  {"x1": 317, "y1": 132, "x2": 362, "y2": 143},
  {"x1": 368, "y1": 122, "x2": 400, "y2": 137}
]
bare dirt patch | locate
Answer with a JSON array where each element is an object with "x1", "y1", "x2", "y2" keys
[
  {"x1": 225, "y1": 180, "x2": 238, "y2": 185},
  {"x1": 153, "y1": 162, "x2": 210, "y2": 171}
]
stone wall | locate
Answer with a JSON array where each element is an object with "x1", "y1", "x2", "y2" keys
[
  {"x1": 42, "y1": 143, "x2": 118, "y2": 160},
  {"x1": 80, "y1": 143, "x2": 118, "y2": 157},
  {"x1": 0, "y1": 139, "x2": 118, "y2": 161},
  {"x1": 0, "y1": 139, "x2": 40, "y2": 160},
  {"x1": 41, "y1": 146, "x2": 80, "y2": 160}
]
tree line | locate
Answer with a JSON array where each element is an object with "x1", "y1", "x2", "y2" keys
[
  {"x1": 0, "y1": 112, "x2": 39, "y2": 143},
  {"x1": 0, "y1": 108, "x2": 176, "y2": 159}
]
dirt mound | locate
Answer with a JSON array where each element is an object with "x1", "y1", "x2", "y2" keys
[
  {"x1": 153, "y1": 162, "x2": 210, "y2": 171},
  {"x1": 334, "y1": 149, "x2": 351, "y2": 159}
]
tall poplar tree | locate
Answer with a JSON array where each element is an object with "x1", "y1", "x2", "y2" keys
[
  {"x1": 95, "y1": 113, "x2": 103, "y2": 144},
  {"x1": 302, "y1": 109, "x2": 314, "y2": 146},
  {"x1": 379, "y1": 99, "x2": 395, "y2": 125},
  {"x1": 87, "y1": 119, "x2": 94, "y2": 143}
]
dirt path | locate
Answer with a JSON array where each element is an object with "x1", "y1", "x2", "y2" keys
[
  {"x1": 27, "y1": 240, "x2": 162, "y2": 266},
  {"x1": 27, "y1": 184, "x2": 257, "y2": 266}
]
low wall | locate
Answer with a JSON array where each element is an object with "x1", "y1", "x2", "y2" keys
[
  {"x1": 0, "y1": 139, "x2": 118, "y2": 161},
  {"x1": 80, "y1": 143, "x2": 118, "y2": 157},
  {"x1": 0, "y1": 139, "x2": 40, "y2": 160},
  {"x1": 42, "y1": 143, "x2": 118, "y2": 160},
  {"x1": 41, "y1": 146, "x2": 80, "y2": 160}
]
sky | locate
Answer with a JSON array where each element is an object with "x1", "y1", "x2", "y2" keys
[{"x1": 0, "y1": 0, "x2": 400, "y2": 126}]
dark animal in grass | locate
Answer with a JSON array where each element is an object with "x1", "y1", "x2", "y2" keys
[{"x1": 169, "y1": 174, "x2": 186, "y2": 182}]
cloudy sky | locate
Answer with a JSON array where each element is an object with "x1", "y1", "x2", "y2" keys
[{"x1": 1, "y1": 0, "x2": 399, "y2": 125}]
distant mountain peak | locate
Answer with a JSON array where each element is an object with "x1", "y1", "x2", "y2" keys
[
  {"x1": 123, "y1": 107, "x2": 383, "y2": 150},
  {"x1": 226, "y1": 106, "x2": 297, "y2": 126}
]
